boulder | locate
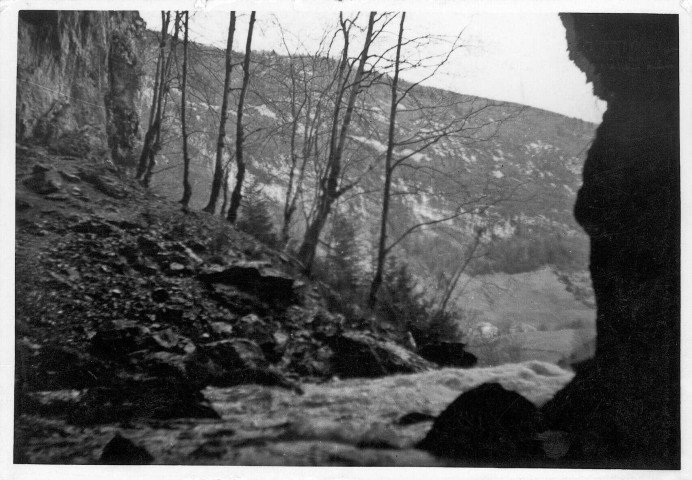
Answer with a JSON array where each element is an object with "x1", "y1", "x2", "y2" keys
[
  {"x1": 418, "y1": 342, "x2": 477, "y2": 368},
  {"x1": 70, "y1": 376, "x2": 219, "y2": 424},
  {"x1": 190, "y1": 339, "x2": 300, "y2": 391},
  {"x1": 418, "y1": 383, "x2": 543, "y2": 463},
  {"x1": 100, "y1": 433, "x2": 154, "y2": 464},
  {"x1": 17, "y1": 344, "x2": 109, "y2": 390},
  {"x1": 91, "y1": 319, "x2": 151, "y2": 358},
  {"x1": 326, "y1": 332, "x2": 434, "y2": 378},
  {"x1": 23, "y1": 167, "x2": 64, "y2": 194},
  {"x1": 198, "y1": 262, "x2": 297, "y2": 305}
]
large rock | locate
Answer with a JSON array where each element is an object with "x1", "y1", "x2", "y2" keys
[
  {"x1": 90, "y1": 319, "x2": 151, "y2": 358},
  {"x1": 541, "y1": 14, "x2": 680, "y2": 468},
  {"x1": 189, "y1": 338, "x2": 298, "y2": 390},
  {"x1": 16, "y1": 343, "x2": 109, "y2": 391},
  {"x1": 100, "y1": 434, "x2": 154, "y2": 464},
  {"x1": 326, "y1": 332, "x2": 434, "y2": 378},
  {"x1": 198, "y1": 262, "x2": 297, "y2": 305},
  {"x1": 418, "y1": 383, "x2": 543, "y2": 464},
  {"x1": 69, "y1": 376, "x2": 219, "y2": 424},
  {"x1": 22, "y1": 166, "x2": 64, "y2": 194},
  {"x1": 417, "y1": 342, "x2": 477, "y2": 368}
]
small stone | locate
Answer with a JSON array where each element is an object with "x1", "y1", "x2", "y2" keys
[
  {"x1": 151, "y1": 288, "x2": 169, "y2": 303},
  {"x1": 169, "y1": 262, "x2": 186, "y2": 271}
]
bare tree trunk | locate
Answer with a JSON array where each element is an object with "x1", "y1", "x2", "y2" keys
[
  {"x1": 203, "y1": 12, "x2": 236, "y2": 214},
  {"x1": 137, "y1": 11, "x2": 170, "y2": 180},
  {"x1": 435, "y1": 230, "x2": 483, "y2": 317},
  {"x1": 297, "y1": 12, "x2": 377, "y2": 271},
  {"x1": 227, "y1": 11, "x2": 256, "y2": 224},
  {"x1": 179, "y1": 11, "x2": 192, "y2": 210},
  {"x1": 369, "y1": 12, "x2": 405, "y2": 308},
  {"x1": 142, "y1": 14, "x2": 180, "y2": 188}
]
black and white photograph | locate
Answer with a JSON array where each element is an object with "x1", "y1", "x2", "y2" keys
[{"x1": 1, "y1": 0, "x2": 686, "y2": 476}]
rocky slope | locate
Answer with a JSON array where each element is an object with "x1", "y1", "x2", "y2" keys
[{"x1": 15, "y1": 142, "x2": 576, "y2": 465}]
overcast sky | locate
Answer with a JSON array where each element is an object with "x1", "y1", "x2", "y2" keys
[{"x1": 141, "y1": 10, "x2": 606, "y2": 123}]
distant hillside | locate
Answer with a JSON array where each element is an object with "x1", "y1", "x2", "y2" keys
[{"x1": 136, "y1": 34, "x2": 598, "y2": 328}]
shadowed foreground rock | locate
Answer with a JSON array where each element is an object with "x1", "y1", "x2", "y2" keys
[
  {"x1": 417, "y1": 383, "x2": 543, "y2": 464},
  {"x1": 418, "y1": 342, "x2": 477, "y2": 368},
  {"x1": 100, "y1": 433, "x2": 153, "y2": 464}
]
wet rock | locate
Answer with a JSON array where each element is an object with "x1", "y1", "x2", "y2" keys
[
  {"x1": 107, "y1": 219, "x2": 144, "y2": 231},
  {"x1": 45, "y1": 192, "x2": 69, "y2": 201},
  {"x1": 137, "y1": 235, "x2": 162, "y2": 255},
  {"x1": 100, "y1": 433, "x2": 154, "y2": 464},
  {"x1": 186, "y1": 240, "x2": 207, "y2": 254},
  {"x1": 209, "y1": 321, "x2": 234, "y2": 338},
  {"x1": 18, "y1": 344, "x2": 109, "y2": 390},
  {"x1": 151, "y1": 288, "x2": 169, "y2": 303},
  {"x1": 149, "y1": 328, "x2": 196, "y2": 354},
  {"x1": 21, "y1": 389, "x2": 87, "y2": 416},
  {"x1": 397, "y1": 412, "x2": 436, "y2": 426},
  {"x1": 78, "y1": 170, "x2": 126, "y2": 198},
  {"x1": 190, "y1": 439, "x2": 227, "y2": 459},
  {"x1": 418, "y1": 342, "x2": 477, "y2": 368},
  {"x1": 23, "y1": 167, "x2": 64, "y2": 194},
  {"x1": 191, "y1": 339, "x2": 300, "y2": 391},
  {"x1": 59, "y1": 170, "x2": 82, "y2": 183},
  {"x1": 16, "y1": 199, "x2": 33, "y2": 211},
  {"x1": 91, "y1": 319, "x2": 151, "y2": 358},
  {"x1": 196, "y1": 338, "x2": 268, "y2": 375},
  {"x1": 236, "y1": 314, "x2": 280, "y2": 361},
  {"x1": 155, "y1": 306, "x2": 185, "y2": 324},
  {"x1": 198, "y1": 263, "x2": 297, "y2": 305},
  {"x1": 418, "y1": 383, "x2": 543, "y2": 463},
  {"x1": 326, "y1": 332, "x2": 434, "y2": 378},
  {"x1": 71, "y1": 376, "x2": 219, "y2": 423},
  {"x1": 71, "y1": 220, "x2": 114, "y2": 237},
  {"x1": 282, "y1": 339, "x2": 333, "y2": 378},
  {"x1": 136, "y1": 351, "x2": 190, "y2": 381}
]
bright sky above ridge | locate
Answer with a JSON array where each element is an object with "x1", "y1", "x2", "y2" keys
[{"x1": 140, "y1": 10, "x2": 607, "y2": 124}]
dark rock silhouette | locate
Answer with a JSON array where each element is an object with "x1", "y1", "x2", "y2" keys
[
  {"x1": 418, "y1": 342, "x2": 478, "y2": 368},
  {"x1": 541, "y1": 14, "x2": 680, "y2": 468},
  {"x1": 198, "y1": 262, "x2": 297, "y2": 305},
  {"x1": 397, "y1": 412, "x2": 436, "y2": 426},
  {"x1": 100, "y1": 433, "x2": 154, "y2": 464},
  {"x1": 326, "y1": 332, "x2": 435, "y2": 378},
  {"x1": 417, "y1": 383, "x2": 543, "y2": 463}
]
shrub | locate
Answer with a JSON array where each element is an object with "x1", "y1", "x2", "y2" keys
[{"x1": 236, "y1": 180, "x2": 278, "y2": 247}]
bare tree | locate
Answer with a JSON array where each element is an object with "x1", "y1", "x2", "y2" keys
[
  {"x1": 262, "y1": 20, "x2": 337, "y2": 247},
  {"x1": 369, "y1": 12, "x2": 405, "y2": 307},
  {"x1": 227, "y1": 11, "x2": 257, "y2": 224},
  {"x1": 179, "y1": 11, "x2": 192, "y2": 209},
  {"x1": 137, "y1": 11, "x2": 171, "y2": 182},
  {"x1": 365, "y1": 15, "x2": 525, "y2": 306},
  {"x1": 203, "y1": 12, "x2": 236, "y2": 214},
  {"x1": 296, "y1": 12, "x2": 380, "y2": 271}
]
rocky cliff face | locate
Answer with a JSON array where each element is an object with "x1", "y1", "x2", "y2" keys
[
  {"x1": 16, "y1": 11, "x2": 144, "y2": 167},
  {"x1": 543, "y1": 14, "x2": 680, "y2": 468}
]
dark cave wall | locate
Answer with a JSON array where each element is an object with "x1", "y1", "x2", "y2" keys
[
  {"x1": 544, "y1": 14, "x2": 680, "y2": 468},
  {"x1": 16, "y1": 11, "x2": 144, "y2": 167}
]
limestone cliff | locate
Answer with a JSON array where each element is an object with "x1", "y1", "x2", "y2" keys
[
  {"x1": 544, "y1": 14, "x2": 680, "y2": 468},
  {"x1": 16, "y1": 11, "x2": 144, "y2": 167}
]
